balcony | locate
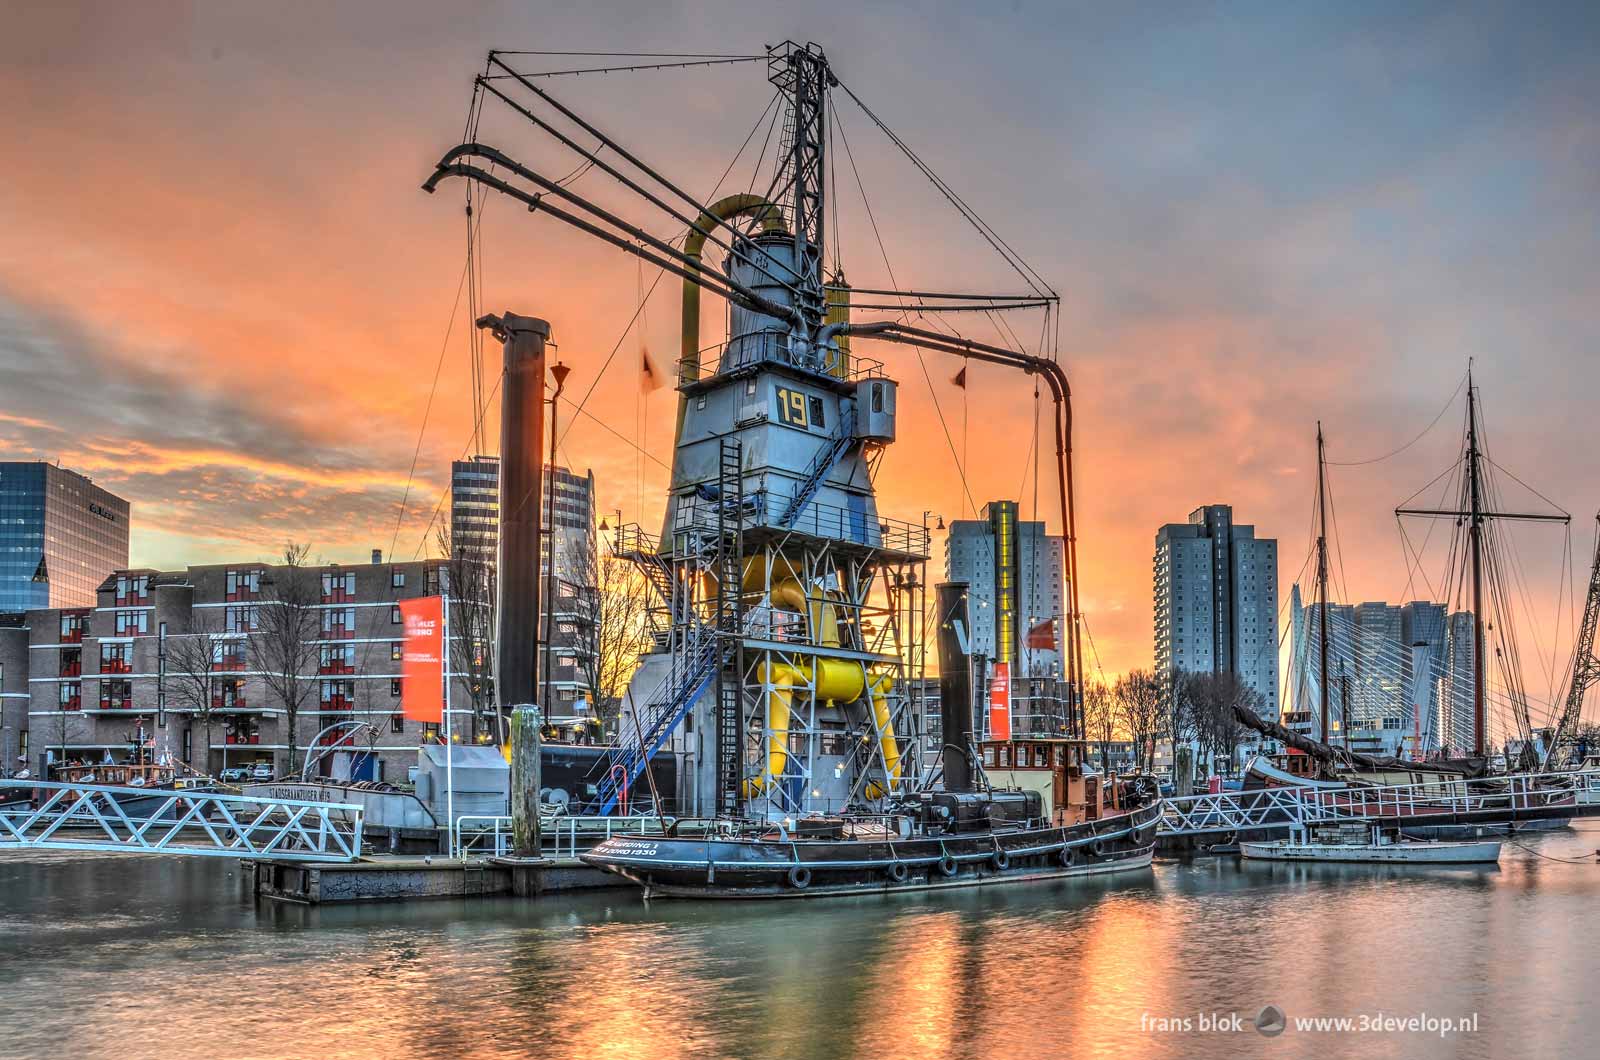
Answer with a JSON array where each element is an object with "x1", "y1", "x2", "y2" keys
[
  {"x1": 97, "y1": 698, "x2": 134, "y2": 712},
  {"x1": 223, "y1": 733, "x2": 262, "y2": 745},
  {"x1": 61, "y1": 626, "x2": 85, "y2": 644},
  {"x1": 218, "y1": 655, "x2": 248, "y2": 672},
  {"x1": 322, "y1": 626, "x2": 355, "y2": 640},
  {"x1": 211, "y1": 696, "x2": 248, "y2": 711},
  {"x1": 100, "y1": 658, "x2": 132, "y2": 675},
  {"x1": 317, "y1": 661, "x2": 356, "y2": 676},
  {"x1": 60, "y1": 696, "x2": 82, "y2": 712},
  {"x1": 320, "y1": 695, "x2": 351, "y2": 711},
  {"x1": 60, "y1": 659, "x2": 82, "y2": 678}
]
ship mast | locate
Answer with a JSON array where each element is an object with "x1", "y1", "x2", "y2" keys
[
  {"x1": 1316, "y1": 422, "x2": 1330, "y2": 746},
  {"x1": 1396, "y1": 368, "x2": 1568, "y2": 757}
]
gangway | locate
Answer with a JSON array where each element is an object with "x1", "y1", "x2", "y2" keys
[
  {"x1": 1160, "y1": 770, "x2": 1600, "y2": 838},
  {"x1": 0, "y1": 780, "x2": 364, "y2": 862}
]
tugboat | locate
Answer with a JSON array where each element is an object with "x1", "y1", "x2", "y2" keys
[{"x1": 582, "y1": 738, "x2": 1161, "y2": 899}]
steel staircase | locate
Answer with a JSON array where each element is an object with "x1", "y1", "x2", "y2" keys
[
  {"x1": 592, "y1": 627, "x2": 721, "y2": 815},
  {"x1": 778, "y1": 410, "x2": 855, "y2": 529}
]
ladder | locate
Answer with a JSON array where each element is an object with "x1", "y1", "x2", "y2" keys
[
  {"x1": 779, "y1": 410, "x2": 855, "y2": 530},
  {"x1": 714, "y1": 439, "x2": 745, "y2": 816}
]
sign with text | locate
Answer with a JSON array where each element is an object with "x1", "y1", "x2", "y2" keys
[
  {"x1": 400, "y1": 596, "x2": 444, "y2": 724},
  {"x1": 988, "y1": 661, "x2": 1012, "y2": 742}
]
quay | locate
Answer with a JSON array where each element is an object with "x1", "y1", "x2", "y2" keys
[{"x1": 246, "y1": 853, "x2": 622, "y2": 904}]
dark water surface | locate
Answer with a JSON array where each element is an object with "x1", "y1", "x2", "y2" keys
[{"x1": 3, "y1": 827, "x2": 1599, "y2": 1060}]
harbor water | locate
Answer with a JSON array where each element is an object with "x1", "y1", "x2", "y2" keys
[{"x1": 3, "y1": 828, "x2": 1599, "y2": 1059}]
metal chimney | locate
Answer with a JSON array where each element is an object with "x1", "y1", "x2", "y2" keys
[{"x1": 479, "y1": 312, "x2": 550, "y2": 712}]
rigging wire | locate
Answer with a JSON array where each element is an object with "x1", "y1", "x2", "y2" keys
[
  {"x1": 830, "y1": 96, "x2": 978, "y2": 517},
  {"x1": 482, "y1": 56, "x2": 767, "y2": 81},
  {"x1": 1326, "y1": 371, "x2": 1468, "y2": 466}
]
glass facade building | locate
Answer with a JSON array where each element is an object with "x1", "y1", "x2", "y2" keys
[{"x1": 0, "y1": 462, "x2": 130, "y2": 611}]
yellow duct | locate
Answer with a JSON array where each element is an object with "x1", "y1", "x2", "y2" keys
[
  {"x1": 824, "y1": 271, "x2": 850, "y2": 379},
  {"x1": 743, "y1": 656, "x2": 902, "y2": 801},
  {"x1": 677, "y1": 195, "x2": 786, "y2": 438},
  {"x1": 864, "y1": 670, "x2": 901, "y2": 799},
  {"x1": 741, "y1": 554, "x2": 842, "y2": 647}
]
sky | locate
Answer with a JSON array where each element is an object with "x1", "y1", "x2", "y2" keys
[{"x1": 3, "y1": 2, "x2": 1598, "y2": 719}]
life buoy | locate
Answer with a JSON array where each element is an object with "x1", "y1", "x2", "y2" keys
[
  {"x1": 937, "y1": 855, "x2": 959, "y2": 877},
  {"x1": 990, "y1": 848, "x2": 1011, "y2": 871},
  {"x1": 887, "y1": 861, "x2": 909, "y2": 883},
  {"x1": 787, "y1": 866, "x2": 811, "y2": 890}
]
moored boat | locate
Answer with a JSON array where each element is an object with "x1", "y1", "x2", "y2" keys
[
  {"x1": 582, "y1": 781, "x2": 1161, "y2": 899},
  {"x1": 1241, "y1": 822, "x2": 1501, "y2": 864}
]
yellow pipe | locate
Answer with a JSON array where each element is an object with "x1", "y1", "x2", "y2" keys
[
  {"x1": 677, "y1": 195, "x2": 786, "y2": 439},
  {"x1": 864, "y1": 671, "x2": 901, "y2": 799},
  {"x1": 824, "y1": 272, "x2": 850, "y2": 379}
]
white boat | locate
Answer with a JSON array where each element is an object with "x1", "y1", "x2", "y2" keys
[{"x1": 1241, "y1": 823, "x2": 1501, "y2": 864}]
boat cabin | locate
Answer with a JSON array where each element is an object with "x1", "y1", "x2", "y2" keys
[{"x1": 978, "y1": 737, "x2": 1114, "y2": 824}]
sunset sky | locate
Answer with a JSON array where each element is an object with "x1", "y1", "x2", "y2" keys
[{"x1": 4, "y1": 2, "x2": 1598, "y2": 720}]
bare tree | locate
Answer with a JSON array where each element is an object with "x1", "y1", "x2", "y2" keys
[
  {"x1": 257, "y1": 542, "x2": 320, "y2": 775},
  {"x1": 567, "y1": 536, "x2": 652, "y2": 731},
  {"x1": 435, "y1": 525, "x2": 496, "y2": 735},
  {"x1": 1082, "y1": 681, "x2": 1117, "y2": 773},
  {"x1": 1113, "y1": 668, "x2": 1164, "y2": 774},
  {"x1": 1187, "y1": 671, "x2": 1257, "y2": 776},
  {"x1": 164, "y1": 609, "x2": 233, "y2": 776}
]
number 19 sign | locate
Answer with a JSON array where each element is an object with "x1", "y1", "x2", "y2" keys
[{"x1": 400, "y1": 596, "x2": 444, "y2": 724}]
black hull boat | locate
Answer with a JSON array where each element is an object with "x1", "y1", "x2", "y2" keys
[{"x1": 581, "y1": 797, "x2": 1162, "y2": 899}]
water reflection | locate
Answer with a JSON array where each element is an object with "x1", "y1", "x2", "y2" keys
[{"x1": 2, "y1": 831, "x2": 1600, "y2": 1059}]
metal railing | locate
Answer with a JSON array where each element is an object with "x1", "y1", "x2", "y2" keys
[
  {"x1": 0, "y1": 780, "x2": 364, "y2": 862},
  {"x1": 1160, "y1": 770, "x2": 1600, "y2": 837},
  {"x1": 453, "y1": 814, "x2": 672, "y2": 859}
]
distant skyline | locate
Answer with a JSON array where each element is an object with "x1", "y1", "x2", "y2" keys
[{"x1": 3, "y1": 2, "x2": 1596, "y2": 702}]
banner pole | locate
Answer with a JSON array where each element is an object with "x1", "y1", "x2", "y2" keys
[{"x1": 444, "y1": 593, "x2": 454, "y2": 858}]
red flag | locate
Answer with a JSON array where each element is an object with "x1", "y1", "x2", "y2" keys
[
  {"x1": 988, "y1": 662, "x2": 1012, "y2": 741},
  {"x1": 400, "y1": 596, "x2": 444, "y2": 724},
  {"x1": 1026, "y1": 618, "x2": 1057, "y2": 650},
  {"x1": 640, "y1": 347, "x2": 663, "y2": 393},
  {"x1": 951, "y1": 365, "x2": 967, "y2": 388}
]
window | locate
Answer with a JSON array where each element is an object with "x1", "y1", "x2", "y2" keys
[
  {"x1": 59, "y1": 611, "x2": 87, "y2": 643},
  {"x1": 421, "y1": 723, "x2": 440, "y2": 742},
  {"x1": 100, "y1": 643, "x2": 131, "y2": 674},
  {"x1": 319, "y1": 644, "x2": 356, "y2": 674},
  {"x1": 870, "y1": 382, "x2": 885, "y2": 413},
  {"x1": 390, "y1": 606, "x2": 402, "y2": 624},
  {"x1": 115, "y1": 574, "x2": 150, "y2": 605},
  {"x1": 558, "y1": 655, "x2": 577, "y2": 668},
  {"x1": 224, "y1": 605, "x2": 257, "y2": 633},
  {"x1": 59, "y1": 682, "x2": 81, "y2": 711},
  {"x1": 114, "y1": 611, "x2": 149, "y2": 636},
  {"x1": 390, "y1": 714, "x2": 405, "y2": 734},
  {"x1": 321, "y1": 609, "x2": 356, "y2": 639},
  {"x1": 321, "y1": 570, "x2": 356, "y2": 603},
  {"x1": 390, "y1": 642, "x2": 403, "y2": 662},
  {"x1": 60, "y1": 648, "x2": 81, "y2": 678},
  {"x1": 391, "y1": 679, "x2": 402, "y2": 697},
  {"x1": 391, "y1": 569, "x2": 405, "y2": 589},
  {"x1": 100, "y1": 679, "x2": 132, "y2": 710},
  {"x1": 225, "y1": 568, "x2": 260, "y2": 600},
  {"x1": 320, "y1": 680, "x2": 354, "y2": 709},
  {"x1": 808, "y1": 395, "x2": 826, "y2": 429},
  {"x1": 558, "y1": 687, "x2": 577, "y2": 701}
]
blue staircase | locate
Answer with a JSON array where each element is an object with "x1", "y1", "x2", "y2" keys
[
  {"x1": 592, "y1": 630, "x2": 722, "y2": 815},
  {"x1": 778, "y1": 411, "x2": 855, "y2": 529}
]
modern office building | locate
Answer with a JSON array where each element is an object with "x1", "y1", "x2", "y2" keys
[
  {"x1": 448, "y1": 456, "x2": 599, "y2": 710},
  {"x1": 1286, "y1": 587, "x2": 1474, "y2": 756},
  {"x1": 944, "y1": 501, "x2": 1066, "y2": 680},
  {"x1": 0, "y1": 462, "x2": 130, "y2": 611},
  {"x1": 1153, "y1": 504, "x2": 1278, "y2": 716}
]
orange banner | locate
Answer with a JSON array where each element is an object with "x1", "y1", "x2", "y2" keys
[
  {"x1": 400, "y1": 596, "x2": 444, "y2": 724},
  {"x1": 988, "y1": 661, "x2": 1012, "y2": 742}
]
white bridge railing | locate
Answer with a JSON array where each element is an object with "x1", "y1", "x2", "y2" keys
[
  {"x1": 454, "y1": 813, "x2": 670, "y2": 859},
  {"x1": 1161, "y1": 770, "x2": 1600, "y2": 837},
  {"x1": 0, "y1": 780, "x2": 364, "y2": 862}
]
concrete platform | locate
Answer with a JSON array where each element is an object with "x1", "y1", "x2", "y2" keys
[{"x1": 248, "y1": 854, "x2": 625, "y2": 903}]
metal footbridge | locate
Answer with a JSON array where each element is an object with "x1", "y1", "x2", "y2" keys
[
  {"x1": 0, "y1": 780, "x2": 364, "y2": 861},
  {"x1": 1160, "y1": 770, "x2": 1600, "y2": 840}
]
